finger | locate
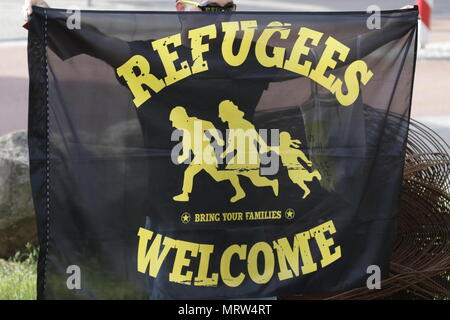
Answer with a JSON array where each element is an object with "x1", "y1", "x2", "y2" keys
[{"x1": 23, "y1": 6, "x2": 31, "y2": 22}]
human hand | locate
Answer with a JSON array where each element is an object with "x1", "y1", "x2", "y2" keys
[
  {"x1": 177, "y1": 154, "x2": 188, "y2": 164},
  {"x1": 381, "y1": 5, "x2": 415, "y2": 29},
  {"x1": 290, "y1": 139, "x2": 301, "y2": 148},
  {"x1": 216, "y1": 138, "x2": 225, "y2": 147},
  {"x1": 23, "y1": 0, "x2": 49, "y2": 22}
]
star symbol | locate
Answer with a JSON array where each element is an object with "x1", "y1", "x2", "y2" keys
[
  {"x1": 181, "y1": 212, "x2": 191, "y2": 224},
  {"x1": 285, "y1": 208, "x2": 295, "y2": 220}
]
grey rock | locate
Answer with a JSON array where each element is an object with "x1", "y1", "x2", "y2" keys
[{"x1": 0, "y1": 130, "x2": 37, "y2": 258}]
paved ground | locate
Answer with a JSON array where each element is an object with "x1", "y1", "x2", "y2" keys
[{"x1": 0, "y1": 0, "x2": 449, "y2": 145}]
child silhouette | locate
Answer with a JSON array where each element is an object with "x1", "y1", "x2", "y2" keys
[{"x1": 278, "y1": 131, "x2": 322, "y2": 199}]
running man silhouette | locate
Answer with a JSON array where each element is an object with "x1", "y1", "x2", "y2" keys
[
  {"x1": 170, "y1": 106, "x2": 243, "y2": 203},
  {"x1": 219, "y1": 100, "x2": 278, "y2": 202},
  {"x1": 277, "y1": 131, "x2": 322, "y2": 199}
]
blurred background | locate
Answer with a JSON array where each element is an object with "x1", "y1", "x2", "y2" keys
[{"x1": 0, "y1": 0, "x2": 448, "y2": 299}]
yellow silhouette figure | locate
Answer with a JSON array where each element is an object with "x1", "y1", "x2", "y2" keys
[
  {"x1": 277, "y1": 131, "x2": 322, "y2": 199},
  {"x1": 219, "y1": 100, "x2": 279, "y2": 202},
  {"x1": 170, "y1": 106, "x2": 243, "y2": 203}
]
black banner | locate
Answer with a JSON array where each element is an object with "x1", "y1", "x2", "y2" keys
[{"x1": 27, "y1": 6, "x2": 418, "y2": 299}]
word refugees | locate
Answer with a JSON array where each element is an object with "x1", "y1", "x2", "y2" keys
[{"x1": 117, "y1": 20, "x2": 373, "y2": 108}]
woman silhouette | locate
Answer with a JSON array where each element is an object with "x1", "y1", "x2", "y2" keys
[{"x1": 219, "y1": 100, "x2": 278, "y2": 202}]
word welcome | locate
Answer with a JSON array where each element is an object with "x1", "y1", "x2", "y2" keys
[
  {"x1": 117, "y1": 21, "x2": 374, "y2": 108},
  {"x1": 136, "y1": 220, "x2": 341, "y2": 287}
]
